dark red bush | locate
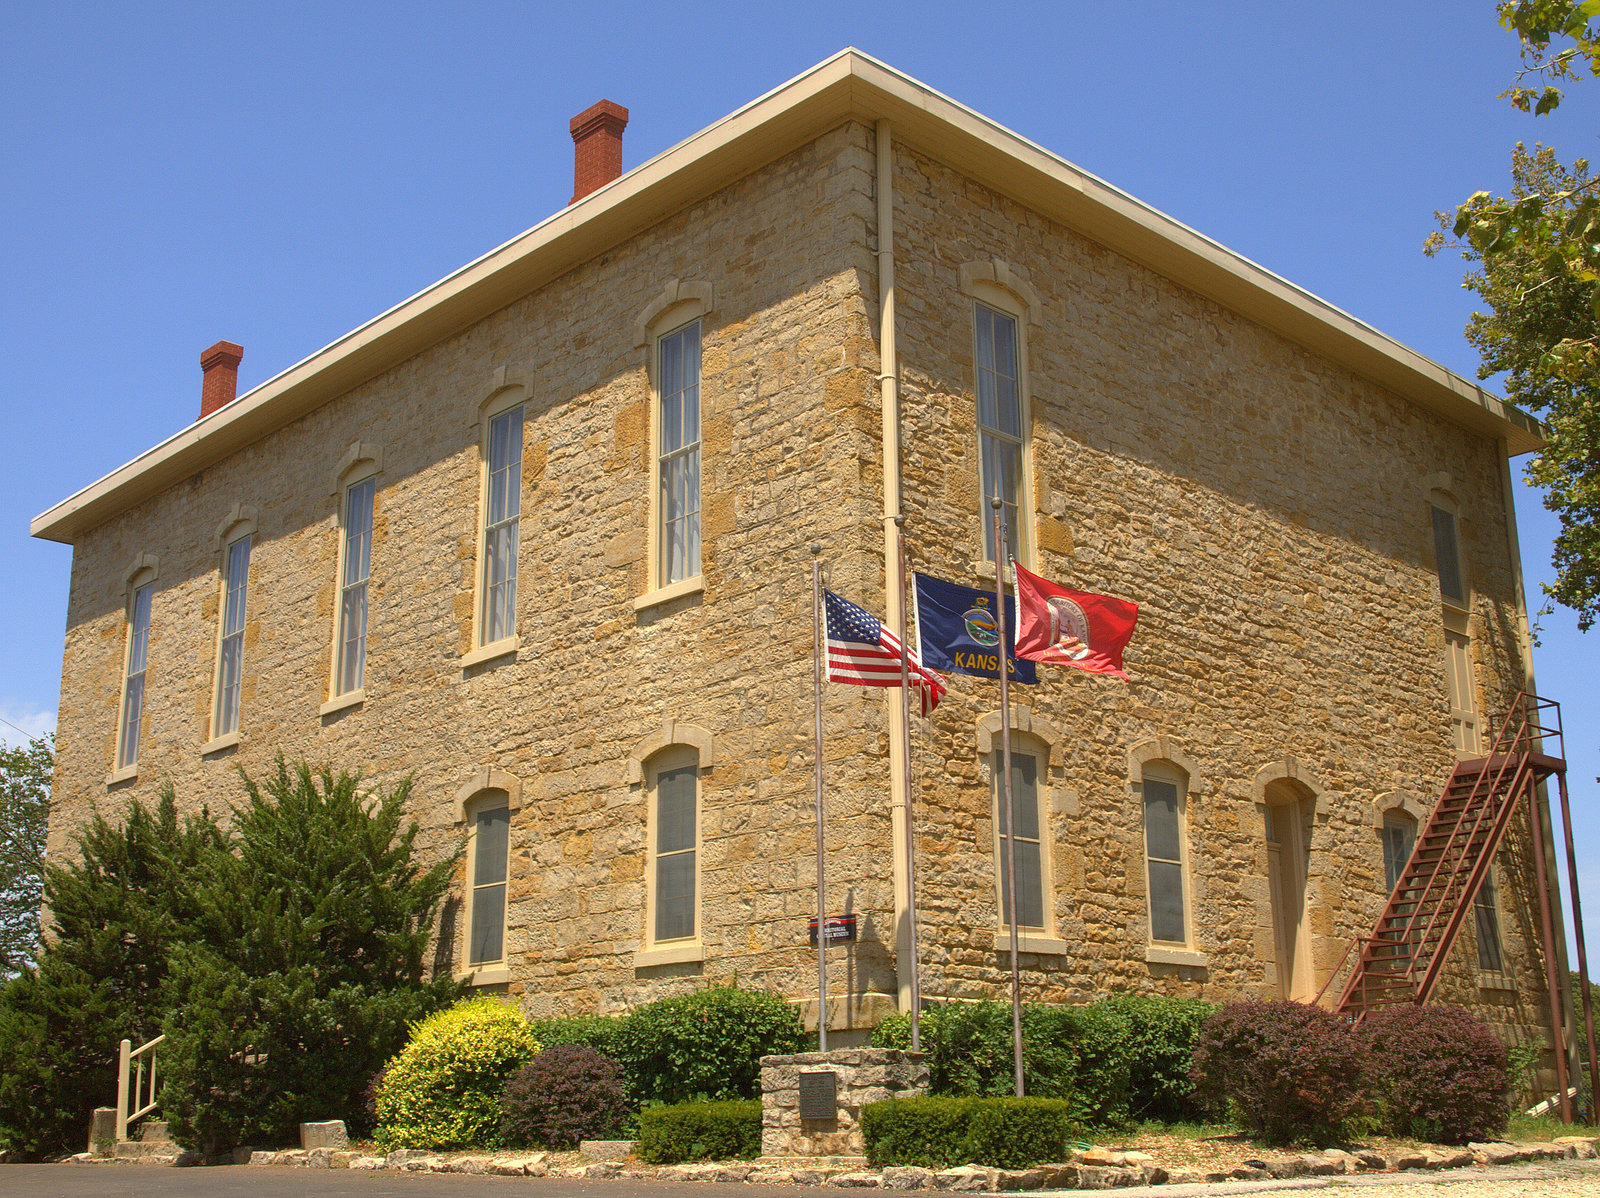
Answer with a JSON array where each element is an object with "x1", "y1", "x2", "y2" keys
[
  {"x1": 499, "y1": 1044, "x2": 630, "y2": 1149},
  {"x1": 1190, "y1": 1000, "x2": 1369, "y2": 1145},
  {"x1": 1359, "y1": 1005, "x2": 1509, "y2": 1144}
]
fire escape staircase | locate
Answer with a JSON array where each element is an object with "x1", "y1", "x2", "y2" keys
[{"x1": 1329, "y1": 694, "x2": 1566, "y2": 1018}]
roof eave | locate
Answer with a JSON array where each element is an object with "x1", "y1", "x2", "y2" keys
[{"x1": 30, "y1": 49, "x2": 1540, "y2": 545}]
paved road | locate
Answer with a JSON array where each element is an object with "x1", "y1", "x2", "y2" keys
[{"x1": 1, "y1": 1160, "x2": 1596, "y2": 1198}]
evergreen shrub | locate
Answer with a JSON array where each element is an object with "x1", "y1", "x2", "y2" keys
[
  {"x1": 375, "y1": 997, "x2": 541, "y2": 1150},
  {"x1": 860, "y1": 1096, "x2": 1080, "y2": 1169},
  {"x1": 1097, "y1": 994, "x2": 1214, "y2": 1122},
  {"x1": 1360, "y1": 1005, "x2": 1510, "y2": 1144},
  {"x1": 499, "y1": 1044, "x2": 630, "y2": 1149},
  {"x1": 527, "y1": 1013, "x2": 627, "y2": 1063},
  {"x1": 636, "y1": 1099, "x2": 761, "y2": 1164},
  {"x1": 612, "y1": 983, "x2": 805, "y2": 1104},
  {"x1": 1190, "y1": 1000, "x2": 1369, "y2": 1145},
  {"x1": 872, "y1": 999, "x2": 1133, "y2": 1124}
]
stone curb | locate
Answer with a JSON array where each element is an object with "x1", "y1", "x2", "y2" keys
[{"x1": 66, "y1": 1136, "x2": 1598, "y2": 1188}]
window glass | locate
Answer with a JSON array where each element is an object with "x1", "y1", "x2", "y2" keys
[
  {"x1": 976, "y1": 303, "x2": 1022, "y2": 563},
  {"x1": 118, "y1": 582, "x2": 153, "y2": 769},
  {"x1": 659, "y1": 322, "x2": 702, "y2": 585},
  {"x1": 1143, "y1": 773, "x2": 1186, "y2": 943},
  {"x1": 1432, "y1": 504, "x2": 1465, "y2": 605},
  {"x1": 214, "y1": 535, "x2": 251, "y2": 737},
  {"x1": 337, "y1": 477, "x2": 375, "y2": 694},
  {"x1": 483, "y1": 405, "x2": 523, "y2": 643},
  {"x1": 994, "y1": 752, "x2": 1044, "y2": 929},
  {"x1": 469, "y1": 805, "x2": 509, "y2": 965},
  {"x1": 1381, "y1": 815, "x2": 1416, "y2": 895},
  {"x1": 654, "y1": 762, "x2": 697, "y2": 941},
  {"x1": 1475, "y1": 867, "x2": 1504, "y2": 971}
]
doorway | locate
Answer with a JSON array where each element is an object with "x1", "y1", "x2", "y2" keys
[{"x1": 1263, "y1": 780, "x2": 1314, "y2": 1000}]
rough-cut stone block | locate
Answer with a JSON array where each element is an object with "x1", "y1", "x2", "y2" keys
[
  {"x1": 826, "y1": 1172, "x2": 882, "y2": 1187},
  {"x1": 348, "y1": 1156, "x2": 384, "y2": 1170},
  {"x1": 881, "y1": 1166, "x2": 934, "y2": 1189},
  {"x1": 384, "y1": 1149, "x2": 432, "y2": 1168},
  {"x1": 1076, "y1": 1166, "x2": 1143, "y2": 1189},
  {"x1": 299, "y1": 1120, "x2": 348, "y2": 1150},
  {"x1": 1390, "y1": 1151, "x2": 1427, "y2": 1170},
  {"x1": 580, "y1": 1139, "x2": 636, "y2": 1160},
  {"x1": 1354, "y1": 1149, "x2": 1388, "y2": 1170},
  {"x1": 933, "y1": 1165, "x2": 997, "y2": 1191},
  {"x1": 87, "y1": 1107, "x2": 116, "y2": 1155}
]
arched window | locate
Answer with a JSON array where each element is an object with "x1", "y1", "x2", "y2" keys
[
  {"x1": 453, "y1": 766, "x2": 522, "y2": 985},
  {"x1": 326, "y1": 442, "x2": 381, "y2": 709},
  {"x1": 208, "y1": 505, "x2": 257, "y2": 747},
  {"x1": 628, "y1": 719, "x2": 714, "y2": 965},
  {"x1": 112, "y1": 555, "x2": 159, "y2": 779}
]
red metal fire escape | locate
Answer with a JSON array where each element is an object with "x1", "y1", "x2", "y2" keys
[{"x1": 1319, "y1": 693, "x2": 1599, "y2": 1123}]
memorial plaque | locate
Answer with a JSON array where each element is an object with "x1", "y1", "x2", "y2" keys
[{"x1": 797, "y1": 1070, "x2": 838, "y2": 1120}]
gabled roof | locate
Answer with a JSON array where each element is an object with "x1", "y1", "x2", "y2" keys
[{"x1": 31, "y1": 48, "x2": 1541, "y2": 545}]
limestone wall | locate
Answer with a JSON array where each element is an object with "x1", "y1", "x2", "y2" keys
[{"x1": 44, "y1": 121, "x2": 1555, "y2": 1055}]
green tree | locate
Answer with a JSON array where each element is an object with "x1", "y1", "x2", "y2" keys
[
  {"x1": 0, "y1": 786, "x2": 220, "y2": 1159},
  {"x1": 158, "y1": 760, "x2": 462, "y2": 1151},
  {"x1": 1428, "y1": 2, "x2": 1600, "y2": 628},
  {"x1": 0, "y1": 736, "x2": 52, "y2": 976}
]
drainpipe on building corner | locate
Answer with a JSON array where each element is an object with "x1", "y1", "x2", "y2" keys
[{"x1": 876, "y1": 119, "x2": 915, "y2": 1021}]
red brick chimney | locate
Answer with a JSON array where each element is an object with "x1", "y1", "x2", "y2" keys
[
  {"x1": 569, "y1": 99, "x2": 628, "y2": 204},
  {"x1": 199, "y1": 340, "x2": 244, "y2": 420}
]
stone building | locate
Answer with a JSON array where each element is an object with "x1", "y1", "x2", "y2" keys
[{"x1": 31, "y1": 51, "x2": 1569, "y2": 1056}]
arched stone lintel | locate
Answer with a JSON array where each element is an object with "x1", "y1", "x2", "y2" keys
[
  {"x1": 1252, "y1": 756, "x2": 1326, "y2": 808},
  {"x1": 336, "y1": 439, "x2": 384, "y2": 486},
  {"x1": 974, "y1": 705, "x2": 1061, "y2": 763},
  {"x1": 634, "y1": 280, "x2": 715, "y2": 347},
  {"x1": 453, "y1": 767, "x2": 523, "y2": 823},
  {"x1": 122, "y1": 552, "x2": 160, "y2": 595},
  {"x1": 213, "y1": 503, "x2": 259, "y2": 552},
  {"x1": 1374, "y1": 789, "x2": 1428, "y2": 829},
  {"x1": 958, "y1": 258, "x2": 1042, "y2": 317},
  {"x1": 626, "y1": 718, "x2": 715, "y2": 784},
  {"x1": 1126, "y1": 736, "x2": 1202, "y2": 794}
]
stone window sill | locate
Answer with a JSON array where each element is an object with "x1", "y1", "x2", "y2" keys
[
  {"x1": 320, "y1": 689, "x2": 364, "y2": 717},
  {"x1": 634, "y1": 943, "x2": 704, "y2": 968},
  {"x1": 633, "y1": 575, "x2": 704, "y2": 612},
  {"x1": 105, "y1": 764, "x2": 138, "y2": 786},
  {"x1": 459, "y1": 636, "x2": 520, "y2": 671},
  {"x1": 992, "y1": 932, "x2": 1069, "y2": 956},
  {"x1": 457, "y1": 963, "x2": 510, "y2": 986},
  {"x1": 201, "y1": 731, "x2": 240, "y2": 756},
  {"x1": 1145, "y1": 945, "x2": 1209, "y2": 968}
]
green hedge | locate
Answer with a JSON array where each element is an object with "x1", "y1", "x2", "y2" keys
[
  {"x1": 637, "y1": 1099, "x2": 762, "y2": 1164},
  {"x1": 871, "y1": 994, "x2": 1213, "y2": 1127},
  {"x1": 861, "y1": 1096, "x2": 1080, "y2": 1169}
]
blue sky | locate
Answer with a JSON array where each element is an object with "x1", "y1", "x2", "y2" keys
[{"x1": 2, "y1": 4, "x2": 1597, "y2": 955}]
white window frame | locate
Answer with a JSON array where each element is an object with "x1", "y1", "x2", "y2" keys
[
  {"x1": 626, "y1": 718, "x2": 715, "y2": 966},
  {"x1": 1381, "y1": 811, "x2": 1418, "y2": 896},
  {"x1": 655, "y1": 319, "x2": 703, "y2": 590},
  {"x1": 959, "y1": 262, "x2": 1038, "y2": 576},
  {"x1": 975, "y1": 708, "x2": 1070, "y2": 955},
  {"x1": 990, "y1": 740, "x2": 1048, "y2": 935},
  {"x1": 1127, "y1": 736, "x2": 1206, "y2": 966},
  {"x1": 645, "y1": 744, "x2": 701, "y2": 952},
  {"x1": 206, "y1": 505, "x2": 257, "y2": 752},
  {"x1": 451, "y1": 768, "x2": 522, "y2": 986},
  {"x1": 110, "y1": 555, "x2": 159, "y2": 783},
  {"x1": 322, "y1": 443, "x2": 381, "y2": 715},
  {"x1": 1141, "y1": 760, "x2": 1192, "y2": 950},
  {"x1": 634, "y1": 280, "x2": 713, "y2": 612},
  {"x1": 461, "y1": 375, "x2": 529, "y2": 669},
  {"x1": 459, "y1": 791, "x2": 511, "y2": 983}
]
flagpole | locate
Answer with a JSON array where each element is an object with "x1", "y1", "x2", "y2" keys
[
  {"x1": 992, "y1": 499, "x2": 1024, "y2": 1098},
  {"x1": 810, "y1": 542, "x2": 829, "y2": 1052},
  {"x1": 894, "y1": 517, "x2": 921, "y2": 1052}
]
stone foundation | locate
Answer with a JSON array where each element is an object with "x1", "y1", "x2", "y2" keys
[{"x1": 760, "y1": 1048, "x2": 928, "y2": 1157}]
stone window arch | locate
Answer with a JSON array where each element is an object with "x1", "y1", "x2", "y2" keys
[
  {"x1": 1127, "y1": 737, "x2": 1205, "y2": 966},
  {"x1": 453, "y1": 766, "x2": 523, "y2": 987},
  {"x1": 628, "y1": 719, "x2": 714, "y2": 967}
]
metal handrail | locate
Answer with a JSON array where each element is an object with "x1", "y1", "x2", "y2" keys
[{"x1": 114, "y1": 1033, "x2": 164, "y2": 1143}]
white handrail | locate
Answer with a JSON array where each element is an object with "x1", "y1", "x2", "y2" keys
[{"x1": 114, "y1": 1034, "x2": 165, "y2": 1143}]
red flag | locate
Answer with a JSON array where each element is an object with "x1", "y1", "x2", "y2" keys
[{"x1": 1012, "y1": 562, "x2": 1138, "y2": 680}]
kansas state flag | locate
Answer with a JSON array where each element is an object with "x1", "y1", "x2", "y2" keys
[{"x1": 912, "y1": 573, "x2": 1038, "y2": 684}]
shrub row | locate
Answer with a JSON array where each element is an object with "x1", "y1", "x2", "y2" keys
[
  {"x1": 376, "y1": 982, "x2": 806, "y2": 1150},
  {"x1": 872, "y1": 993, "x2": 1213, "y2": 1126},
  {"x1": 1191, "y1": 1000, "x2": 1511, "y2": 1145},
  {"x1": 860, "y1": 1096, "x2": 1080, "y2": 1169},
  {"x1": 637, "y1": 1099, "x2": 762, "y2": 1164}
]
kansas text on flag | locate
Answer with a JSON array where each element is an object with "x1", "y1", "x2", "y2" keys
[
  {"x1": 824, "y1": 590, "x2": 947, "y2": 715},
  {"x1": 912, "y1": 572, "x2": 1038, "y2": 684}
]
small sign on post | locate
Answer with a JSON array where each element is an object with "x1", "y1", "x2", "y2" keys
[
  {"x1": 797, "y1": 1070, "x2": 838, "y2": 1121},
  {"x1": 808, "y1": 915, "x2": 857, "y2": 945}
]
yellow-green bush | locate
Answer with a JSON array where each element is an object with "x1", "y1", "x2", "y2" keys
[{"x1": 375, "y1": 997, "x2": 540, "y2": 1149}]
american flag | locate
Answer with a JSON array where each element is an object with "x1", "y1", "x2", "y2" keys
[{"x1": 824, "y1": 590, "x2": 947, "y2": 716}]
